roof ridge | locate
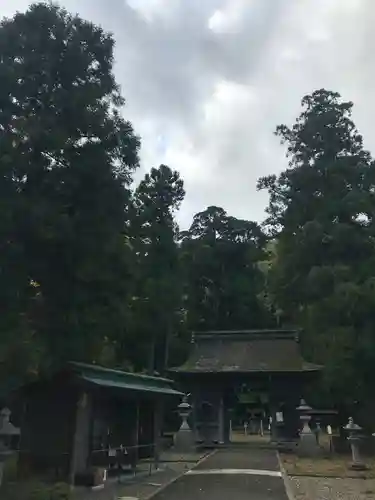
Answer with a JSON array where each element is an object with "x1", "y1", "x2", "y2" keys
[{"x1": 192, "y1": 330, "x2": 300, "y2": 342}]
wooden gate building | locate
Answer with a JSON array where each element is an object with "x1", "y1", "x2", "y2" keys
[{"x1": 171, "y1": 330, "x2": 321, "y2": 445}]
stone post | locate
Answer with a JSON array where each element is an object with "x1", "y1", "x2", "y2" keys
[
  {"x1": 228, "y1": 408, "x2": 234, "y2": 443},
  {"x1": 218, "y1": 395, "x2": 224, "y2": 444},
  {"x1": 344, "y1": 417, "x2": 367, "y2": 471},
  {"x1": 153, "y1": 399, "x2": 163, "y2": 469},
  {"x1": 269, "y1": 406, "x2": 277, "y2": 443},
  {"x1": 192, "y1": 395, "x2": 197, "y2": 440}
]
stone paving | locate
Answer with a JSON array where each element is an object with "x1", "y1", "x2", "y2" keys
[
  {"x1": 152, "y1": 448, "x2": 289, "y2": 500},
  {"x1": 194, "y1": 447, "x2": 280, "y2": 471}
]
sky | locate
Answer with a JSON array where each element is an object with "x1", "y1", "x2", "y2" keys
[{"x1": 1, "y1": 0, "x2": 374, "y2": 228}]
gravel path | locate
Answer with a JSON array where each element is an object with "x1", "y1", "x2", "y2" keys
[{"x1": 290, "y1": 476, "x2": 375, "y2": 500}]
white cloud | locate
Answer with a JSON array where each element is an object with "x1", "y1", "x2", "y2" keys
[
  {"x1": 1, "y1": 0, "x2": 374, "y2": 228},
  {"x1": 208, "y1": 0, "x2": 248, "y2": 34}
]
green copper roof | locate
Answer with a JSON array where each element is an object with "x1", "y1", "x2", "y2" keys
[{"x1": 69, "y1": 362, "x2": 183, "y2": 396}]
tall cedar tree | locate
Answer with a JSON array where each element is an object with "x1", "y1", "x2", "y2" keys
[
  {"x1": 258, "y1": 90, "x2": 375, "y2": 419},
  {"x1": 129, "y1": 165, "x2": 185, "y2": 373},
  {"x1": 0, "y1": 3, "x2": 140, "y2": 380}
]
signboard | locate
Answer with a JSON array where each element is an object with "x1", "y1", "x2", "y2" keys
[{"x1": 275, "y1": 412, "x2": 284, "y2": 423}]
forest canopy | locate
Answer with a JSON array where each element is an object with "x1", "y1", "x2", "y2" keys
[{"x1": 1, "y1": 3, "x2": 375, "y2": 420}]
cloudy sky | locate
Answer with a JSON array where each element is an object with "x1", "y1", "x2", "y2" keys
[{"x1": 1, "y1": 0, "x2": 374, "y2": 228}]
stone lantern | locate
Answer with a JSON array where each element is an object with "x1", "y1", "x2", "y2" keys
[
  {"x1": 343, "y1": 417, "x2": 367, "y2": 471},
  {"x1": 296, "y1": 399, "x2": 320, "y2": 456},
  {"x1": 0, "y1": 408, "x2": 20, "y2": 486},
  {"x1": 297, "y1": 399, "x2": 312, "y2": 431},
  {"x1": 174, "y1": 395, "x2": 195, "y2": 453}
]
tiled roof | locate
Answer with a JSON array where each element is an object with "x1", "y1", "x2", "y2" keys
[{"x1": 171, "y1": 330, "x2": 322, "y2": 373}]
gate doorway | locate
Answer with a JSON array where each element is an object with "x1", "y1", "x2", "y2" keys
[{"x1": 228, "y1": 385, "x2": 270, "y2": 445}]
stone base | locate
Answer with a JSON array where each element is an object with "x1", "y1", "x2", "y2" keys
[
  {"x1": 297, "y1": 432, "x2": 322, "y2": 458},
  {"x1": 174, "y1": 428, "x2": 196, "y2": 453},
  {"x1": 274, "y1": 440, "x2": 299, "y2": 453},
  {"x1": 350, "y1": 462, "x2": 369, "y2": 471}
]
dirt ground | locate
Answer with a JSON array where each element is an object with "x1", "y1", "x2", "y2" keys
[
  {"x1": 290, "y1": 476, "x2": 375, "y2": 500},
  {"x1": 281, "y1": 453, "x2": 375, "y2": 479},
  {"x1": 281, "y1": 451, "x2": 375, "y2": 500}
]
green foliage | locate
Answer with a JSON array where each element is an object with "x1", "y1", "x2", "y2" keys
[
  {"x1": 180, "y1": 206, "x2": 274, "y2": 331},
  {"x1": 259, "y1": 89, "x2": 375, "y2": 420},
  {"x1": 0, "y1": 2, "x2": 139, "y2": 381},
  {"x1": 127, "y1": 165, "x2": 186, "y2": 372}
]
